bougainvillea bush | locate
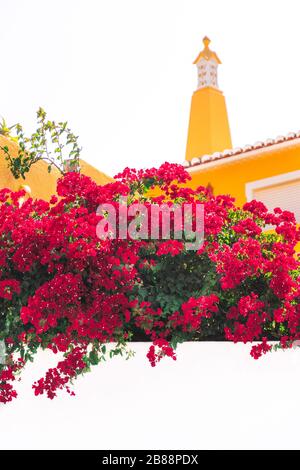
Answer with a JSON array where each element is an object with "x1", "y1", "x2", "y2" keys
[{"x1": 0, "y1": 162, "x2": 300, "y2": 403}]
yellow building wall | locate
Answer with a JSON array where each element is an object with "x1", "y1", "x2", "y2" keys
[
  {"x1": 188, "y1": 142, "x2": 300, "y2": 207},
  {"x1": 0, "y1": 135, "x2": 113, "y2": 200},
  {"x1": 189, "y1": 142, "x2": 300, "y2": 253}
]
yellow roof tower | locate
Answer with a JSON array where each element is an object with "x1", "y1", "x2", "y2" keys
[{"x1": 185, "y1": 37, "x2": 232, "y2": 162}]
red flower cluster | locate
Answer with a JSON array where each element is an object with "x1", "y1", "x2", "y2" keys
[
  {"x1": 115, "y1": 162, "x2": 191, "y2": 187},
  {"x1": 169, "y1": 295, "x2": 219, "y2": 332},
  {"x1": 146, "y1": 339, "x2": 177, "y2": 367},
  {"x1": 0, "y1": 358, "x2": 24, "y2": 403},
  {"x1": 156, "y1": 240, "x2": 184, "y2": 257},
  {"x1": 0, "y1": 280, "x2": 21, "y2": 300},
  {"x1": 0, "y1": 161, "x2": 299, "y2": 402},
  {"x1": 33, "y1": 347, "x2": 86, "y2": 399}
]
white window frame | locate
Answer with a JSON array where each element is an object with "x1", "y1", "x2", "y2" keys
[{"x1": 245, "y1": 170, "x2": 300, "y2": 202}]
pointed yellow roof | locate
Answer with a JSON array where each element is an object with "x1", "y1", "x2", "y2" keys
[
  {"x1": 78, "y1": 159, "x2": 113, "y2": 186},
  {"x1": 193, "y1": 36, "x2": 221, "y2": 64}
]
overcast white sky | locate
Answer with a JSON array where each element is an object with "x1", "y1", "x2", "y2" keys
[{"x1": 1, "y1": 0, "x2": 300, "y2": 177}]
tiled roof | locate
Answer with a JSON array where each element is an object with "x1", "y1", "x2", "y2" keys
[{"x1": 184, "y1": 131, "x2": 300, "y2": 169}]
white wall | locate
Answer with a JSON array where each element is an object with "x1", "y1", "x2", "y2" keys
[{"x1": 0, "y1": 342, "x2": 299, "y2": 450}]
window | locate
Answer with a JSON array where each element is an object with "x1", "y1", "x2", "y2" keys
[{"x1": 245, "y1": 170, "x2": 300, "y2": 222}]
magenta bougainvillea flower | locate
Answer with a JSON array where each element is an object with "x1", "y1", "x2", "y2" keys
[{"x1": 0, "y1": 162, "x2": 299, "y2": 403}]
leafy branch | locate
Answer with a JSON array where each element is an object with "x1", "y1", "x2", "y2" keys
[
  {"x1": 0, "y1": 117, "x2": 18, "y2": 139},
  {"x1": 0, "y1": 108, "x2": 82, "y2": 179}
]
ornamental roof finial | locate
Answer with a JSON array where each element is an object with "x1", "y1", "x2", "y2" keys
[
  {"x1": 193, "y1": 36, "x2": 221, "y2": 90},
  {"x1": 193, "y1": 36, "x2": 221, "y2": 64},
  {"x1": 203, "y1": 36, "x2": 211, "y2": 48}
]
